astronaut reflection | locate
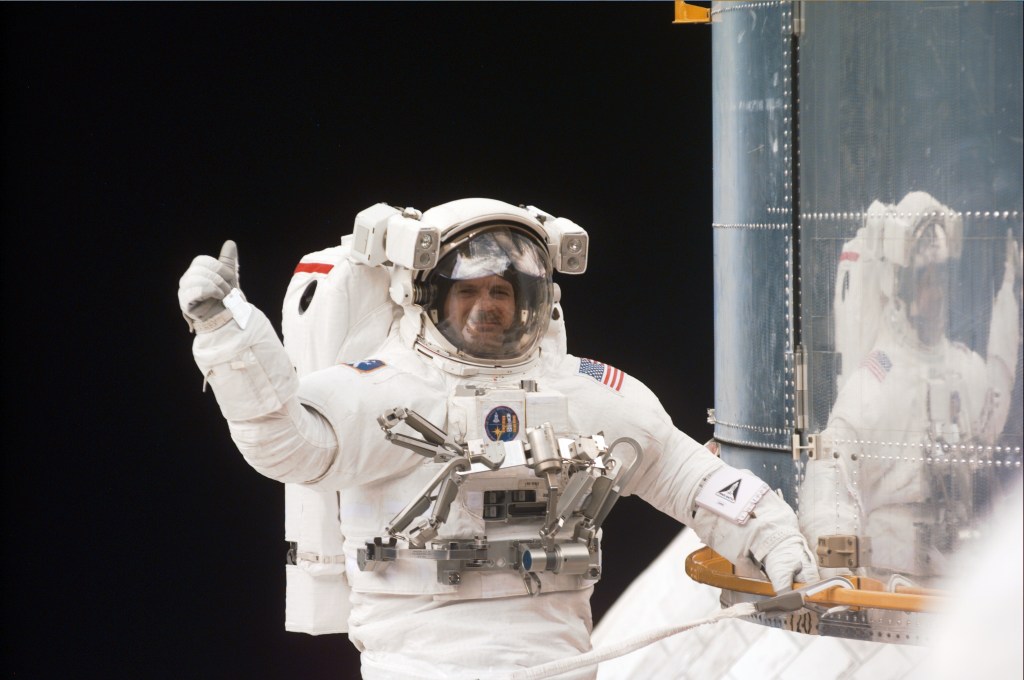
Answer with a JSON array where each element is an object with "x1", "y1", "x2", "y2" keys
[{"x1": 800, "y1": 191, "x2": 1021, "y2": 582}]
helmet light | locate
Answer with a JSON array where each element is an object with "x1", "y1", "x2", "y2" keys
[{"x1": 351, "y1": 202, "x2": 441, "y2": 271}]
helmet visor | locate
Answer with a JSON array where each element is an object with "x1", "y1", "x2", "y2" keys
[
  {"x1": 897, "y1": 221, "x2": 953, "y2": 345},
  {"x1": 426, "y1": 227, "x2": 552, "y2": 361}
]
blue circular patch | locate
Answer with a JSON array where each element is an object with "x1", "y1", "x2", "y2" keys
[{"x1": 485, "y1": 406, "x2": 520, "y2": 442}]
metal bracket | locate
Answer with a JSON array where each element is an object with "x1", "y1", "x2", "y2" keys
[
  {"x1": 817, "y1": 534, "x2": 858, "y2": 568},
  {"x1": 791, "y1": 433, "x2": 820, "y2": 461},
  {"x1": 816, "y1": 534, "x2": 871, "y2": 569},
  {"x1": 673, "y1": 1, "x2": 711, "y2": 25}
]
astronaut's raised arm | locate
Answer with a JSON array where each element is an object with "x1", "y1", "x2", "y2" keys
[
  {"x1": 191, "y1": 301, "x2": 342, "y2": 485},
  {"x1": 981, "y1": 231, "x2": 1022, "y2": 442},
  {"x1": 179, "y1": 240, "x2": 350, "y2": 486}
]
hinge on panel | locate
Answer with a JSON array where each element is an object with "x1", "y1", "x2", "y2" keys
[
  {"x1": 791, "y1": 433, "x2": 820, "y2": 462},
  {"x1": 791, "y1": 1, "x2": 805, "y2": 36},
  {"x1": 790, "y1": 345, "x2": 815, "y2": 461}
]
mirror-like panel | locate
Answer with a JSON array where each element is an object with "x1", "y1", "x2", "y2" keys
[
  {"x1": 711, "y1": 1, "x2": 1023, "y2": 590},
  {"x1": 796, "y1": 1, "x2": 1022, "y2": 585}
]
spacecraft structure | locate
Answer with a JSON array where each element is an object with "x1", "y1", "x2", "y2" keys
[{"x1": 697, "y1": 0, "x2": 1023, "y2": 646}]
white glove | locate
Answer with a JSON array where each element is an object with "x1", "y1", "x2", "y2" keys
[
  {"x1": 178, "y1": 240, "x2": 241, "y2": 332},
  {"x1": 762, "y1": 534, "x2": 820, "y2": 593},
  {"x1": 690, "y1": 467, "x2": 822, "y2": 593}
]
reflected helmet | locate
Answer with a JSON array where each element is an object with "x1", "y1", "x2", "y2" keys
[
  {"x1": 892, "y1": 192, "x2": 961, "y2": 345},
  {"x1": 893, "y1": 192, "x2": 961, "y2": 293}
]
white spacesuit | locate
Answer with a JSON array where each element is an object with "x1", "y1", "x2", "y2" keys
[
  {"x1": 179, "y1": 198, "x2": 818, "y2": 679},
  {"x1": 800, "y1": 191, "x2": 1020, "y2": 581}
]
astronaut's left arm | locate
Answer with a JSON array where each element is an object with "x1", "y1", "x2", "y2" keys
[{"x1": 621, "y1": 387, "x2": 819, "y2": 592}]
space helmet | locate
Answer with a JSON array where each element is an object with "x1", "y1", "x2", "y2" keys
[
  {"x1": 413, "y1": 199, "x2": 557, "y2": 369},
  {"x1": 349, "y1": 197, "x2": 587, "y2": 372}
]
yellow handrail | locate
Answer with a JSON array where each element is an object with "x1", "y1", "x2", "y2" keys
[{"x1": 685, "y1": 546, "x2": 945, "y2": 613}]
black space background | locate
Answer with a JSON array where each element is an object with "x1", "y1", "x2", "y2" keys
[{"x1": 2, "y1": 4, "x2": 714, "y2": 677}]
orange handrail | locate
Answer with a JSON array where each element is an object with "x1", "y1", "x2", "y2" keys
[{"x1": 685, "y1": 546, "x2": 945, "y2": 613}]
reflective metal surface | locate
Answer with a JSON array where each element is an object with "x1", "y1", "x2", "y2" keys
[
  {"x1": 713, "y1": 0, "x2": 796, "y2": 451},
  {"x1": 711, "y1": 0, "x2": 1023, "y2": 641}
]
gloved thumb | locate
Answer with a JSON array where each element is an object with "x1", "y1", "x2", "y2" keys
[{"x1": 219, "y1": 239, "x2": 239, "y2": 287}]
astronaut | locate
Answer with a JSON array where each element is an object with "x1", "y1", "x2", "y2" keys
[
  {"x1": 179, "y1": 198, "x2": 819, "y2": 679},
  {"x1": 799, "y1": 191, "x2": 1021, "y2": 582}
]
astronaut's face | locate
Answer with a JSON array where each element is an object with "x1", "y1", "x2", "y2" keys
[
  {"x1": 443, "y1": 275, "x2": 516, "y2": 354},
  {"x1": 424, "y1": 225, "x2": 552, "y2": 363}
]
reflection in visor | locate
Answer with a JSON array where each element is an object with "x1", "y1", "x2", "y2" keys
[{"x1": 444, "y1": 231, "x2": 548, "y2": 281}]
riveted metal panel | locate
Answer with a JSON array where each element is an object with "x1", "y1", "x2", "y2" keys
[{"x1": 712, "y1": 0, "x2": 796, "y2": 451}]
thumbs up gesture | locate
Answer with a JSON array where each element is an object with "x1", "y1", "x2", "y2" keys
[{"x1": 178, "y1": 240, "x2": 244, "y2": 332}]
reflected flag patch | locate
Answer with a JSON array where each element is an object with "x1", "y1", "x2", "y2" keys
[
  {"x1": 579, "y1": 358, "x2": 624, "y2": 391},
  {"x1": 861, "y1": 350, "x2": 892, "y2": 382}
]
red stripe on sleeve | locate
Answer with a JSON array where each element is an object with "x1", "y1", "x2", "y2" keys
[{"x1": 294, "y1": 262, "x2": 334, "y2": 275}]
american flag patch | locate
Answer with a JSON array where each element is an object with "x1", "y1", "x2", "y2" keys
[
  {"x1": 579, "y1": 358, "x2": 625, "y2": 391},
  {"x1": 861, "y1": 350, "x2": 893, "y2": 382}
]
